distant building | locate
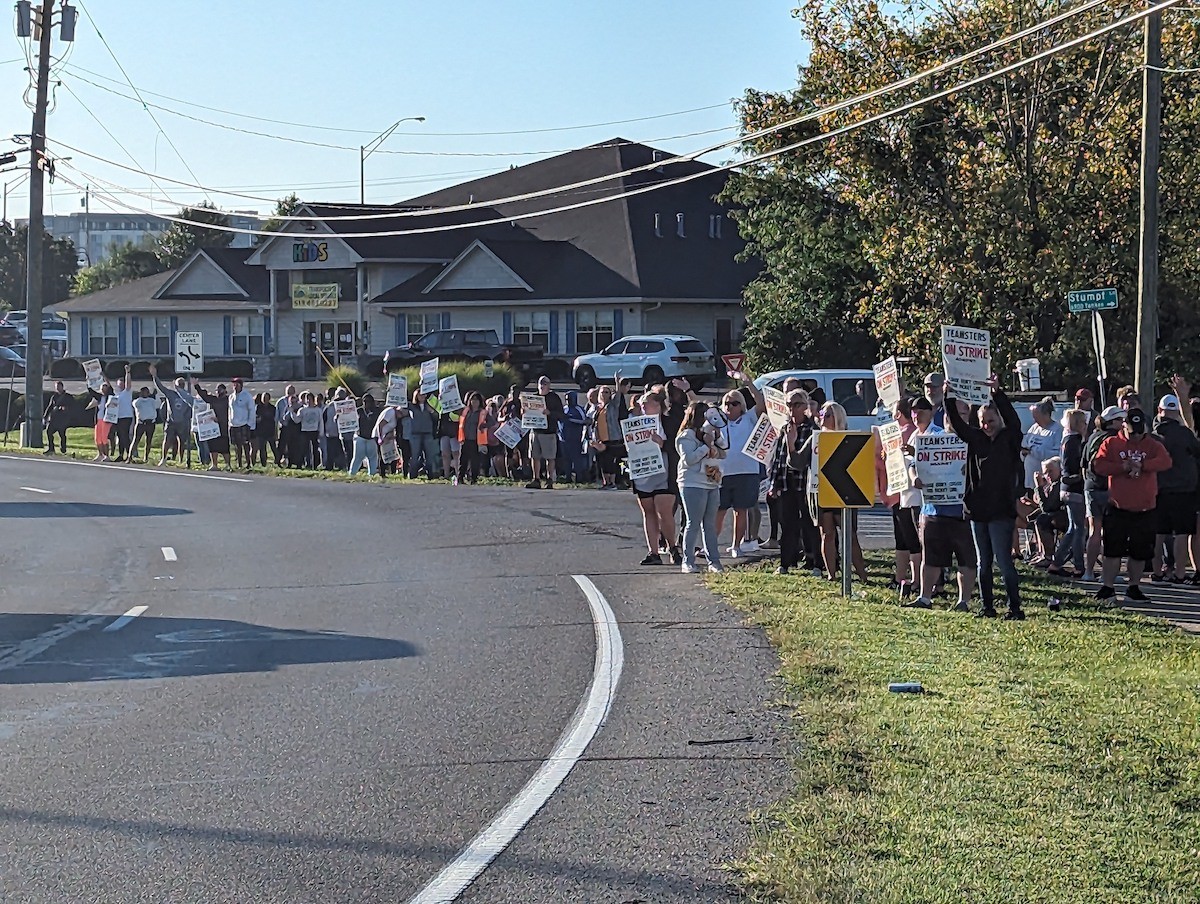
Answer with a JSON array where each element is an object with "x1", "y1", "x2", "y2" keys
[{"x1": 22, "y1": 209, "x2": 260, "y2": 265}]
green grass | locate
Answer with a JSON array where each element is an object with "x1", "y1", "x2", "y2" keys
[{"x1": 712, "y1": 557, "x2": 1200, "y2": 904}]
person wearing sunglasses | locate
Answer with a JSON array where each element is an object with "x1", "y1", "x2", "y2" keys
[
  {"x1": 713, "y1": 369, "x2": 766, "y2": 559},
  {"x1": 766, "y1": 389, "x2": 816, "y2": 573}
]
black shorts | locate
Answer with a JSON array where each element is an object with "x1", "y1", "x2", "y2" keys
[
  {"x1": 892, "y1": 505, "x2": 921, "y2": 554},
  {"x1": 230, "y1": 424, "x2": 252, "y2": 445},
  {"x1": 920, "y1": 515, "x2": 977, "y2": 569},
  {"x1": 634, "y1": 487, "x2": 674, "y2": 500},
  {"x1": 1155, "y1": 491, "x2": 1198, "y2": 536},
  {"x1": 1102, "y1": 505, "x2": 1157, "y2": 561}
]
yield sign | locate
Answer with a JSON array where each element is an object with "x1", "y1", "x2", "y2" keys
[
  {"x1": 721, "y1": 353, "x2": 745, "y2": 374},
  {"x1": 817, "y1": 430, "x2": 877, "y2": 509}
]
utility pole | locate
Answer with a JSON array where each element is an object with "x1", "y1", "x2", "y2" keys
[{"x1": 1134, "y1": 9, "x2": 1162, "y2": 404}]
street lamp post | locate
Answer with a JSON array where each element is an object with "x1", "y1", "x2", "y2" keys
[{"x1": 359, "y1": 116, "x2": 424, "y2": 204}]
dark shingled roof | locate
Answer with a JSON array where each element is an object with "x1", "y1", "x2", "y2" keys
[{"x1": 198, "y1": 246, "x2": 271, "y2": 298}]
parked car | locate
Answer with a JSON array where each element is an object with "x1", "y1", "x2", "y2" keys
[
  {"x1": 572, "y1": 334, "x2": 716, "y2": 390},
  {"x1": 0, "y1": 323, "x2": 21, "y2": 348},
  {"x1": 16, "y1": 317, "x2": 68, "y2": 340},
  {"x1": 0, "y1": 311, "x2": 27, "y2": 327},
  {"x1": 383, "y1": 329, "x2": 544, "y2": 376},
  {"x1": 0, "y1": 345, "x2": 27, "y2": 379}
]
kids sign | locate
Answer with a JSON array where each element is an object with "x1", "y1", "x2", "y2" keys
[{"x1": 940, "y1": 326, "x2": 991, "y2": 405}]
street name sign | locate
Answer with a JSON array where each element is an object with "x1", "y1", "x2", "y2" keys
[{"x1": 1067, "y1": 288, "x2": 1117, "y2": 313}]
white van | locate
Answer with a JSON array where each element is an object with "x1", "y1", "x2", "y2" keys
[{"x1": 753, "y1": 369, "x2": 888, "y2": 432}]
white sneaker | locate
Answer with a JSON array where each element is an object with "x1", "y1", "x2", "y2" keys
[
  {"x1": 727, "y1": 545, "x2": 742, "y2": 559},
  {"x1": 707, "y1": 564, "x2": 724, "y2": 574},
  {"x1": 681, "y1": 563, "x2": 697, "y2": 574}
]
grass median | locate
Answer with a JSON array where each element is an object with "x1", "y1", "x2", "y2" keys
[{"x1": 711, "y1": 557, "x2": 1200, "y2": 904}]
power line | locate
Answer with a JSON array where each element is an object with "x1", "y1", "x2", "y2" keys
[
  {"x1": 46, "y1": 0, "x2": 1117, "y2": 224},
  {"x1": 62, "y1": 62, "x2": 731, "y2": 137},
  {"x1": 74, "y1": 0, "x2": 213, "y2": 204},
  {"x1": 52, "y1": 0, "x2": 1179, "y2": 243}
]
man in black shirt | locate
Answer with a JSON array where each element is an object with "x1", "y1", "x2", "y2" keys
[{"x1": 527, "y1": 375, "x2": 564, "y2": 489}]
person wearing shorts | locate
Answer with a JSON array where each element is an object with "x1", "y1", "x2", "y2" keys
[
  {"x1": 715, "y1": 374, "x2": 766, "y2": 558},
  {"x1": 631, "y1": 390, "x2": 679, "y2": 566},
  {"x1": 526, "y1": 375, "x2": 564, "y2": 489},
  {"x1": 1092, "y1": 408, "x2": 1172, "y2": 602}
]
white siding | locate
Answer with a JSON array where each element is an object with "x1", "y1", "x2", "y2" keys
[
  {"x1": 165, "y1": 259, "x2": 244, "y2": 297},
  {"x1": 255, "y1": 229, "x2": 360, "y2": 270},
  {"x1": 368, "y1": 263, "x2": 428, "y2": 297},
  {"x1": 643, "y1": 302, "x2": 742, "y2": 352},
  {"x1": 432, "y1": 247, "x2": 526, "y2": 291}
]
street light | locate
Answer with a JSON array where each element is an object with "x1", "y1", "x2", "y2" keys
[{"x1": 360, "y1": 116, "x2": 425, "y2": 204}]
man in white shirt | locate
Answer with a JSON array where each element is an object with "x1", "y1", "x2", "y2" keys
[
  {"x1": 1022, "y1": 397, "x2": 1063, "y2": 495},
  {"x1": 715, "y1": 370, "x2": 766, "y2": 557},
  {"x1": 229, "y1": 376, "x2": 256, "y2": 470},
  {"x1": 112, "y1": 365, "x2": 135, "y2": 461}
]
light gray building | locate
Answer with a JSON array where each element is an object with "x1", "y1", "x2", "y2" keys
[{"x1": 25, "y1": 209, "x2": 261, "y2": 265}]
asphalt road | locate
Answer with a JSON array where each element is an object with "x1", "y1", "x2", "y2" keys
[{"x1": 0, "y1": 456, "x2": 787, "y2": 903}]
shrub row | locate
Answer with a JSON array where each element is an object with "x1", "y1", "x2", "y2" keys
[
  {"x1": 48, "y1": 358, "x2": 255, "y2": 381},
  {"x1": 374, "y1": 360, "x2": 523, "y2": 403}
]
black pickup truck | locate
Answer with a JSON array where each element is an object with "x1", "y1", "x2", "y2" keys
[{"x1": 383, "y1": 329, "x2": 544, "y2": 376}]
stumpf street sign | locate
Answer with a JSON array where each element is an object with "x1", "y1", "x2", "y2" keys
[{"x1": 1067, "y1": 288, "x2": 1118, "y2": 313}]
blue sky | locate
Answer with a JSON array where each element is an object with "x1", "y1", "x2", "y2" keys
[{"x1": 1, "y1": 0, "x2": 807, "y2": 220}]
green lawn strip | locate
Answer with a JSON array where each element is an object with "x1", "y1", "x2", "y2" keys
[{"x1": 712, "y1": 558, "x2": 1200, "y2": 904}]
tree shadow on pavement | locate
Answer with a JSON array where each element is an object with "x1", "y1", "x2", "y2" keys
[
  {"x1": 0, "y1": 502, "x2": 192, "y2": 518},
  {"x1": 0, "y1": 614, "x2": 419, "y2": 684}
]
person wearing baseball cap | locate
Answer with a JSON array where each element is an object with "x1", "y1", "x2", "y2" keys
[
  {"x1": 1150, "y1": 394, "x2": 1200, "y2": 583},
  {"x1": 1080, "y1": 406, "x2": 1126, "y2": 580},
  {"x1": 1092, "y1": 408, "x2": 1173, "y2": 601},
  {"x1": 923, "y1": 373, "x2": 946, "y2": 427}
]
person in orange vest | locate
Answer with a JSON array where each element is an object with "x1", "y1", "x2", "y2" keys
[{"x1": 458, "y1": 391, "x2": 496, "y2": 485}]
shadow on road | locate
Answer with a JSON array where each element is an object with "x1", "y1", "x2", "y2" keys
[
  {"x1": 0, "y1": 614, "x2": 419, "y2": 683},
  {"x1": 0, "y1": 502, "x2": 192, "y2": 518}
]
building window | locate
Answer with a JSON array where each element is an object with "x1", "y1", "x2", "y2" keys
[
  {"x1": 231, "y1": 315, "x2": 265, "y2": 355},
  {"x1": 708, "y1": 214, "x2": 722, "y2": 239},
  {"x1": 139, "y1": 316, "x2": 171, "y2": 356},
  {"x1": 88, "y1": 316, "x2": 120, "y2": 356},
  {"x1": 407, "y1": 312, "x2": 442, "y2": 344},
  {"x1": 574, "y1": 310, "x2": 614, "y2": 355},
  {"x1": 512, "y1": 311, "x2": 550, "y2": 352}
]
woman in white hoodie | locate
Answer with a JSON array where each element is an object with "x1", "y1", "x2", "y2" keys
[{"x1": 676, "y1": 401, "x2": 727, "y2": 574}]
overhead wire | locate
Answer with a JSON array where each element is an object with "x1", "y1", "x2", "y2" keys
[
  {"x1": 44, "y1": 0, "x2": 1118, "y2": 225},
  {"x1": 74, "y1": 0, "x2": 213, "y2": 204},
  {"x1": 50, "y1": 0, "x2": 1178, "y2": 243}
]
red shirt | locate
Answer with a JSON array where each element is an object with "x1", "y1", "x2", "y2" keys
[{"x1": 1092, "y1": 432, "x2": 1173, "y2": 512}]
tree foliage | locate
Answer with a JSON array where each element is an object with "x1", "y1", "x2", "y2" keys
[
  {"x1": 0, "y1": 223, "x2": 79, "y2": 311},
  {"x1": 259, "y1": 193, "x2": 302, "y2": 239},
  {"x1": 72, "y1": 241, "x2": 164, "y2": 296},
  {"x1": 726, "y1": 0, "x2": 1200, "y2": 391},
  {"x1": 155, "y1": 201, "x2": 232, "y2": 268}
]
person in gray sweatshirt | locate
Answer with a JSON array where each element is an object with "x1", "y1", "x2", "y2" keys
[
  {"x1": 149, "y1": 363, "x2": 197, "y2": 466},
  {"x1": 676, "y1": 400, "x2": 727, "y2": 574},
  {"x1": 406, "y1": 390, "x2": 440, "y2": 478}
]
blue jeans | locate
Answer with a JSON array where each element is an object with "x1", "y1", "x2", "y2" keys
[
  {"x1": 682, "y1": 485, "x2": 722, "y2": 570},
  {"x1": 348, "y1": 436, "x2": 378, "y2": 476},
  {"x1": 971, "y1": 518, "x2": 1021, "y2": 609},
  {"x1": 1053, "y1": 495, "x2": 1086, "y2": 572}
]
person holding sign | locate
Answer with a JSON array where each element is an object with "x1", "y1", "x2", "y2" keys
[
  {"x1": 457, "y1": 391, "x2": 495, "y2": 485},
  {"x1": 85, "y1": 381, "x2": 117, "y2": 462},
  {"x1": 628, "y1": 391, "x2": 680, "y2": 566},
  {"x1": 715, "y1": 370, "x2": 766, "y2": 558},
  {"x1": 405, "y1": 390, "x2": 439, "y2": 479},
  {"x1": 677, "y1": 401, "x2": 726, "y2": 573},
  {"x1": 945, "y1": 374, "x2": 1026, "y2": 620},
  {"x1": 526, "y1": 375, "x2": 564, "y2": 490},
  {"x1": 766, "y1": 389, "x2": 816, "y2": 574}
]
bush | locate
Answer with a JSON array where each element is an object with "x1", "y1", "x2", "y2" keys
[
  {"x1": 326, "y1": 364, "x2": 370, "y2": 398},
  {"x1": 0, "y1": 389, "x2": 95, "y2": 432},
  {"x1": 104, "y1": 360, "x2": 131, "y2": 380},
  {"x1": 361, "y1": 356, "x2": 385, "y2": 379},
  {"x1": 387, "y1": 361, "x2": 521, "y2": 403},
  {"x1": 200, "y1": 359, "x2": 254, "y2": 379},
  {"x1": 49, "y1": 357, "x2": 84, "y2": 379}
]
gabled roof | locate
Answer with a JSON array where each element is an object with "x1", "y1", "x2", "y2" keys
[
  {"x1": 423, "y1": 240, "x2": 533, "y2": 293},
  {"x1": 201, "y1": 246, "x2": 272, "y2": 297}
]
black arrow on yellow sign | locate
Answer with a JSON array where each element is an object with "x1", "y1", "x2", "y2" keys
[{"x1": 819, "y1": 432, "x2": 873, "y2": 507}]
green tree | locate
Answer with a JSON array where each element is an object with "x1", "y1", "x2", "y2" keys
[
  {"x1": 156, "y1": 201, "x2": 231, "y2": 268},
  {"x1": 72, "y1": 240, "x2": 164, "y2": 296},
  {"x1": 0, "y1": 223, "x2": 79, "y2": 311},
  {"x1": 258, "y1": 193, "x2": 302, "y2": 239},
  {"x1": 728, "y1": 0, "x2": 1200, "y2": 391}
]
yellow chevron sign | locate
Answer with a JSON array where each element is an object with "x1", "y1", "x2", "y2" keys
[{"x1": 817, "y1": 431, "x2": 878, "y2": 509}]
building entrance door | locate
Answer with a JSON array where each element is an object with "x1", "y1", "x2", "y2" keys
[{"x1": 304, "y1": 320, "x2": 356, "y2": 377}]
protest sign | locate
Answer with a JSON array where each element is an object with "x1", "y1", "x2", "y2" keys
[
  {"x1": 495, "y1": 419, "x2": 528, "y2": 450},
  {"x1": 386, "y1": 373, "x2": 408, "y2": 407},
  {"x1": 621, "y1": 414, "x2": 666, "y2": 480},
  {"x1": 941, "y1": 326, "x2": 991, "y2": 404},
  {"x1": 334, "y1": 399, "x2": 359, "y2": 433},
  {"x1": 84, "y1": 358, "x2": 104, "y2": 392},
  {"x1": 101, "y1": 396, "x2": 120, "y2": 425},
  {"x1": 419, "y1": 358, "x2": 439, "y2": 395},
  {"x1": 740, "y1": 413, "x2": 779, "y2": 466},
  {"x1": 913, "y1": 432, "x2": 968, "y2": 505},
  {"x1": 438, "y1": 375, "x2": 464, "y2": 412},
  {"x1": 878, "y1": 421, "x2": 912, "y2": 496},
  {"x1": 192, "y1": 403, "x2": 220, "y2": 442},
  {"x1": 763, "y1": 385, "x2": 789, "y2": 430},
  {"x1": 873, "y1": 356, "x2": 902, "y2": 410},
  {"x1": 380, "y1": 437, "x2": 400, "y2": 464},
  {"x1": 521, "y1": 392, "x2": 547, "y2": 430}
]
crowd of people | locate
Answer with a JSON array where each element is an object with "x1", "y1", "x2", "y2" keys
[{"x1": 41, "y1": 360, "x2": 1200, "y2": 616}]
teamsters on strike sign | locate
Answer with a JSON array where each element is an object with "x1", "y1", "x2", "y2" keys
[{"x1": 45, "y1": 337, "x2": 1200, "y2": 613}]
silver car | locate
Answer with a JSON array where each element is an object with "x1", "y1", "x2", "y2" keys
[{"x1": 572, "y1": 334, "x2": 716, "y2": 390}]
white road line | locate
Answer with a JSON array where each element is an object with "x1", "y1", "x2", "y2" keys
[
  {"x1": 18, "y1": 486, "x2": 52, "y2": 494},
  {"x1": 407, "y1": 574, "x2": 625, "y2": 904},
  {"x1": 0, "y1": 455, "x2": 252, "y2": 482},
  {"x1": 161, "y1": 546, "x2": 177, "y2": 562},
  {"x1": 103, "y1": 605, "x2": 149, "y2": 632}
]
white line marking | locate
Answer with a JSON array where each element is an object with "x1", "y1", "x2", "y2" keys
[
  {"x1": 407, "y1": 574, "x2": 624, "y2": 904},
  {"x1": 103, "y1": 605, "x2": 149, "y2": 632},
  {"x1": 18, "y1": 486, "x2": 52, "y2": 494},
  {"x1": 0, "y1": 455, "x2": 252, "y2": 482},
  {"x1": 161, "y1": 546, "x2": 177, "y2": 562}
]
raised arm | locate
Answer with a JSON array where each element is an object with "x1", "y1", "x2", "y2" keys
[
  {"x1": 733, "y1": 367, "x2": 765, "y2": 415},
  {"x1": 1170, "y1": 374, "x2": 1195, "y2": 433}
]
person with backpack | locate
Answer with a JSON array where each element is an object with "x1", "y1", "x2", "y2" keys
[{"x1": 1081, "y1": 406, "x2": 1125, "y2": 581}]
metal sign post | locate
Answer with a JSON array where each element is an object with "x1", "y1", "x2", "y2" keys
[
  {"x1": 816, "y1": 430, "x2": 878, "y2": 597},
  {"x1": 841, "y1": 510, "x2": 853, "y2": 598}
]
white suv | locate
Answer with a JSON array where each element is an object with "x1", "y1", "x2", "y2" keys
[{"x1": 572, "y1": 334, "x2": 716, "y2": 390}]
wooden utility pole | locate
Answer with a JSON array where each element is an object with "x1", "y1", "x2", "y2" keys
[{"x1": 1134, "y1": 9, "x2": 1162, "y2": 405}]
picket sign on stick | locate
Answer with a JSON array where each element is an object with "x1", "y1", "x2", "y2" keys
[
  {"x1": 494, "y1": 419, "x2": 528, "y2": 450},
  {"x1": 878, "y1": 421, "x2": 912, "y2": 497},
  {"x1": 763, "y1": 385, "x2": 789, "y2": 430},
  {"x1": 419, "y1": 358, "x2": 439, "y2": 395},
  {"x1": 913, "y1": 432, "x2": 968, "y2": 505},
  {"x1": 438, "y1": 375, "x2": 464, "y2": 412},
  {"x1": 621, "y1": 414, "x2": 666, "y2": 480},
  {"x1": 741, "y1": 413, "x2": 779, "y2": 465},
  {"x1": 520, "y1": 393, "x2": 547, "y2": 430},
  {"x1": 940, "y1": 326, "x2": 992, "y2": 404},
  {"x1": 873, "y1": 356, "x2": 902, "y2": 411},
  {"x1": 386, "y1": 373, "x2": 408, "y2": 407}
]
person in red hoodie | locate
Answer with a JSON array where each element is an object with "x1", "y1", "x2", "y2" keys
[{"x1": 1092, "y1": 408, "x2": 1173, "y2": 602}]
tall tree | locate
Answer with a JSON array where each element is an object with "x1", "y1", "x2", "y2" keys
[
  {"x1": 727, "y1": 0, "x2": 1200, "y2": 389},
  {"x1": 258, "y1": 193, "x2": 302, "y2": 239},
  {"x1": 0, "y1": 223, "x2": 78, "y2": 311},
  {"x1": 72, "y1": 240, "x2": 165, "y2": 296},
  {"x1": 156, "y1": 201, "x2": 232, "y2": 267}
]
